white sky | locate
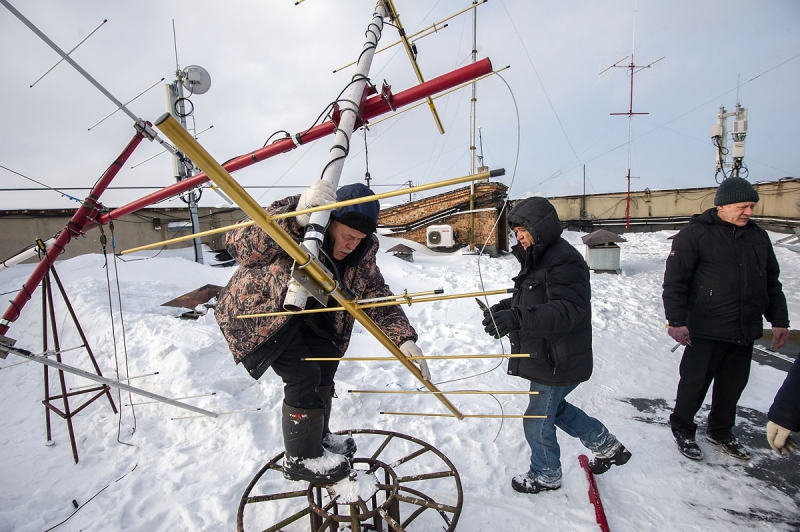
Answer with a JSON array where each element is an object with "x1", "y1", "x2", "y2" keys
[{"x1": 1, "y1": 0, "x2": 799, "y2": 210}]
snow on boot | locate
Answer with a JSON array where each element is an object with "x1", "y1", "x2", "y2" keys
[
  {"x1": 511, "y1": 472, "x2": 560, "y2": 494},
  {"x1": 706, "y1": 432, "x2": 750, "y2": 460},
  {"x1": 281, "y1": 403, "x2": 350, "y2": 484},
  {"x1": 318, "y1": 385, "x2": 357, "y2": 459},
  {"x1": 671, "y1": 425, "x2": 703, "y2": 461},
  {"x1": 588, "y1": 443, "x2": 632, "y2": 475}
]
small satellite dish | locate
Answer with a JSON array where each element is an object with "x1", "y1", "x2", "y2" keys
[{"x1": 182, "y1": 65, "x2": 211, "y2": 95}]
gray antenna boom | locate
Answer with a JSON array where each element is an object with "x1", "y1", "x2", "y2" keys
[
  {"x1": 29, "y1": 18, "x2": 107, "y2": 88},
  {"x1": 88, "y1": 77, "x2": 165, "y2": 131},
  {"x1": 2, "y1": 0, "x2": 179, "y2": 151}
]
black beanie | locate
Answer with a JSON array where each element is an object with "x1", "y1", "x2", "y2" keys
[
  {"x1": 714, "y1": 177, "x2": 759, "y2": 206},
  {"x1": 331, "y1": 183, "x2": 379, "y2": 234}
]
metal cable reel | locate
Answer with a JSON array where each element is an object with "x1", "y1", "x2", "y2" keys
[{"x1": 237, "y1": 429, "x2": 463, "y2": 531}]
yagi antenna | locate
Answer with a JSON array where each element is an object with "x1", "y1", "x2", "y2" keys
[
  {"x1": 599, "y1": 0, "x2": 664, "y2": 229},
  {"x1": 383, "y1": 0, "x2": 445, "y2": 134},
  {"x1": 88, "y1": 77, "x2": 166, "y2": 131},
  {"x1": 2, "y1": 0, "x2": 173, "y2": 147},
  {"x1": 30, "y1": 18, "x2": 107, "y2": 88},
  {"x1": 130, "y1": 125, "x2": 214, "y2": 169}
]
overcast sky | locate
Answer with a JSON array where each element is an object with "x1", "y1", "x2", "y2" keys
[{"x1": 1, "y1": 0, "x2": 798, "y2": 211}]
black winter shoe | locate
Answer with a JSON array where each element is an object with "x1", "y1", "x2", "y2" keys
[
  {"x1": 706, "y1": 433, "x2": 750, "y2": 460},
  {"x1": 672, "y1": 426, "x2": 703, "y2": 460},
  {"x1": 588, "y1": 444, "x2": 632, "y2": 475},
  {"x1": 511, "y1": 472, "x2": 560, "y2": 494}
]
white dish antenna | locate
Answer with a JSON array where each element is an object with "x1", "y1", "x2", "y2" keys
[{"x1": 182, "y1": 65, "x2": 211, "y2": 95}]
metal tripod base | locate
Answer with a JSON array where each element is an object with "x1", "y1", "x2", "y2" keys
[{"x1": 237, "y1": 429, "x2": 462, "y2": 532}]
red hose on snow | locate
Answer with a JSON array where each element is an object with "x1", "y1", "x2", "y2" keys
[{"x1": 578, "y1": 454, "x2": 610, "y2": 532}]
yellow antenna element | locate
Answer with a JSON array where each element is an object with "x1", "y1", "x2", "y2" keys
[
  {"x1": 153, "y1": 111, "x2": 464, "y2": 420},
  {"x1": 383, "y1": 0, "x2": 445, "y2": 133},
  {"x1": 119, "y1": 168, "x2": 503, "y2": 255},
  {"x1": 238, "y1": 288, "x2": 513, "y2": 319},
  {"x1": 332, "y1": 1, "x2": 487, "y2": 73},
  {"x1": 349, "y1": 389, "x2": 540, "y2": 395},
  {"x1": 380, "y1": 412, "x2": 548, "y2": 419},
  {"x1": 303, "y1": 354, "x2": 529, "y2": 361}
]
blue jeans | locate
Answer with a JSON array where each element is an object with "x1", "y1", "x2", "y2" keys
[{"x1": 523, "y1": 382, "x2": 618, "y2": 487}]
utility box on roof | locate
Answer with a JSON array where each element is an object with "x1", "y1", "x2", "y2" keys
[{"x1": 581, "y1": 229, "x2": 627, "y2": 274}]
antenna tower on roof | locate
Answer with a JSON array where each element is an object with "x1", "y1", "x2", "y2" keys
[
  {"x1": 600, "y1": 0, "x2": 663, "y2": 229},
  {"x1": 164, "y1": 20, "x2": 212, "y2": 264}
]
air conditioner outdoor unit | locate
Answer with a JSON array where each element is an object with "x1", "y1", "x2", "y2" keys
[{"x1": 426, "y1": 225, "x2": 454, "y2": 248}]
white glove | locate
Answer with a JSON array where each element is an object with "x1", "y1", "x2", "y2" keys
[
  {"x1": 399, "y1": 340, "x2": 430, "y2": 381},
  {"x1": 296, "y1": 180, "x2": 337, "y2": 227},
  {"x1": 767, "y1": 421, "x2": 797, "y2": 454}
]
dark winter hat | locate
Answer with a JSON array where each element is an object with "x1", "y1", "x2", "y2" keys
[
  {"x1": 331, "y1": 183, "x2": 379, "y2": 235},
  {"x1": 714, "y1": 177, "x2": 759, "y2": 206}
]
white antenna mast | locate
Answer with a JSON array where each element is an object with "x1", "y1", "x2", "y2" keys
[
  {"x1": 600, "y1": 0, "x2": 663, "y2": 229},
  {"x1": 467, "y1": 1, "x2": 479, "y2": 251},
  {"x1": 164, "y1": 20, "x2": 213, "y2": 264}
]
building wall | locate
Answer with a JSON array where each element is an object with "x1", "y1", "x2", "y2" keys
[
  {"x1": 0, "y1": 207, "x2": 246, "y2": 264},
  {"x1": 3, "y1": 178, "x2": 797, "y2": 265},
  {"x1": 548, "y1": 178, "x2": 800, "y2": 222}
]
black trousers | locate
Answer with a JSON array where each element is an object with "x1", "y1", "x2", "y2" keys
[
  {"x1": 271, "y1": 324, "x2": 341, "y2": 410},
  {"x1": 669, "y1": 337, "x2": 753, "y2": 438}
]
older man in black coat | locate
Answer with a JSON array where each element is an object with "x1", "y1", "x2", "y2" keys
[
  {"x1": 482, "y1": 197, "x2": 630, "y2": 495},
  {"x1": 663, "y1": 177, "x2": 790, "y2": 461}
]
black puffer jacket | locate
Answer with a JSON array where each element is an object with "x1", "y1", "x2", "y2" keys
[
  {"x1": 497, "y1": 197, "x2": 593, "y2": 386},
  {"x1": 662, "y1": 208, "x2": 789, "y2": 345}
]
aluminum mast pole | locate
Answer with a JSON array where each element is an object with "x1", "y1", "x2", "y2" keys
[
  {"x1": 0, "y1": 342, "x2": 217, "y2": 417},
  {"x1": 468, "y1": 1, "x2": 478, "y2": 251},
  {"x1": 283, "y1": 0, "x2": 387, "y2": 311},
  {"x1": 165, "y1": 78, "x2": 204, "y2": 264}
]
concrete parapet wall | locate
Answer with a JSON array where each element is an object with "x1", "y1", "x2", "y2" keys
[
  {"x1": 3, "y1": 179, "x2": 796, "y2": 265},
  {"x1": 0, "y1": 207, "x2": 246, "y2": 264},
  {"x1": 547, "y1": 178, "x2": 800, "y2": 222}
]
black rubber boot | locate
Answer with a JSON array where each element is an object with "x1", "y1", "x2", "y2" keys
[
  {"x1": 281, "y1": 403, "x2": 350, "y2": 484},
  {"x1": 318, "y1": 385, "x2": 357, "y2": 459}
]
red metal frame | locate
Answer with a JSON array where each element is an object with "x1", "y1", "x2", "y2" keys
[
  {"x1": 94, "y1": 58, "x2": 492, "y2": 225},
  {"x1": 0, "y1": 58, "x2": 494, "y2": 335},
  {"x1": 0, "y1": 132, "x2": 145, "y2": 335}
]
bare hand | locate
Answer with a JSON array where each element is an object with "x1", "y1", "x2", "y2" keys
[
  {"x1": 771, "y1": 327, "x2": 789, "y2": 350},
  {"x1": 667, "y1": 326, "x2": 691, "y2": 346}
]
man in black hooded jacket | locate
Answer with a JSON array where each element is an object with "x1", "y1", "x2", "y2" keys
[
  {"x1": 482, "y1": 197, "x2": 631, "y2": 494},
  {"x1": 663, "y1": 177, "x2": 790, "y2": 461}
]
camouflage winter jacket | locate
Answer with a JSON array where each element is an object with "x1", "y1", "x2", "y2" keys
[{"x1": 214, "y1": 194, "x2": 417, "y2": 365}]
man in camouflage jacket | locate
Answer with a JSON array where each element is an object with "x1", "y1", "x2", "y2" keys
[{"x1": 214, "y1": 181, "x2": 427, "y2": 484}]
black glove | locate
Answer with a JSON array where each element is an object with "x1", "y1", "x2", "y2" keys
[
  {"x1": 482, "y1": 308, "x2": 521, "y2": 338},
  {"x1": 489, "y1": 303, "x2": 506, "y2": 314}
]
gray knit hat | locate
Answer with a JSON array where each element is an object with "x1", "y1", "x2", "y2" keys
[{"x1": 714, "y1": 177, "x2": 759, "y2": 206}]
